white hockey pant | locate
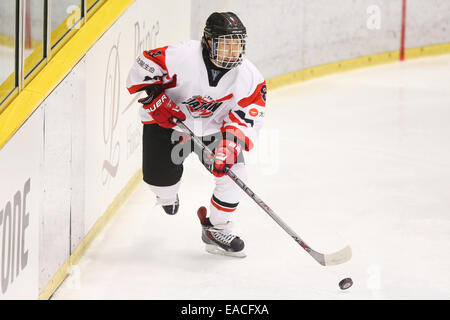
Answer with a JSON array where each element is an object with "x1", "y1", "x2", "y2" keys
[{"x1": 148, "y1": 163, "x2": 248, "y2": 226}]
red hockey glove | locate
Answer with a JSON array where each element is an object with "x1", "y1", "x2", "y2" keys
[
  {"x1": 212, "y1": 140, "x2": 241, "y2": 177},
  {"x1": 142, "y1": 91, "x2": 186, "y2": 129}
]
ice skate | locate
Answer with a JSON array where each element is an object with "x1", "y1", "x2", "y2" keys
[
  {"x1": 197, "y1": 206, "x2": 246, "y2": 258},
  {"x1": 156, "y1": 194, "x2": 179, "y2": 215}
]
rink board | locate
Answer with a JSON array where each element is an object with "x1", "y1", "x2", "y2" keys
[
  {"x1": 0, "y1": 110, "x2": 42, "y2": 299},
  {"x1": 37, "y1": 0, "x2": 191, "y2": 299},
  {"x1": 0, "y1": 0, "x2": 191, "y2": 299}
]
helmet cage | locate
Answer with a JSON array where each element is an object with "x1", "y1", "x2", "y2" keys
[{"x1": 204, "y1": 32, "x2": 247, "y2": 69}]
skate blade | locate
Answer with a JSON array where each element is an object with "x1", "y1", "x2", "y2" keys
[{"x1": 205, "y1": 244, "x2": 246, "y2": 258}]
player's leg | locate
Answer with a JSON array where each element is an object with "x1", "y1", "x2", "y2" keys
[
  {"x1": 197, "y1": 162, "x2": 247, "y2": 257},
  {"x1": 209, "y1": 162, "x2": 247, "y2": 225},
  {"x1": 142, "y1": 124, "x2": 189, "y2": 215},
  {"x1": 192, "y1": 132, "x2": 247, "y2": 256}
]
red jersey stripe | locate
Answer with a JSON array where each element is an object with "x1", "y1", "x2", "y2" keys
[
  {"x1": 162, "y1": 74, "x2": 177, "y2": 90},
  {"x1": 238, "y1": 81, "x2": 266, "y2": 108},
  {"x1": 127, "y1": 81, "x2": 162, "y2": 94},
  {"x1": 143, "y1": 46, "x2": 169, "y2": 73},
  {"x1": 216, "y1": 93, "x2": 234, "y2": 103}
]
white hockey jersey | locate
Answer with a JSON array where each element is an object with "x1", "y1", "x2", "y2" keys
[{"x1": 126, "y1": 40, "x2": 266, "y2": 151}]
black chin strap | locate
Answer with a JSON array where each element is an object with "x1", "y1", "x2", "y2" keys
[{"x1": 202, "y1": 47, "x2": 230, "y2": 87}]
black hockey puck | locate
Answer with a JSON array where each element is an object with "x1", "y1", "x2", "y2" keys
[{"x1": 339, "y1": 277, "x2": 353, "y2": 290}]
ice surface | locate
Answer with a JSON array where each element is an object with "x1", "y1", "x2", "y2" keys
[{"x1": 52, "y1": 54, "x2": 450, "y2": 300}]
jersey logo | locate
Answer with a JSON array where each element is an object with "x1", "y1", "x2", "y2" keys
[
  {"x1": 147, "y1": 50, "x2": 162, "y2": 58},
  {"x1": 182, "y1": 94, "x2": 233, "y2": 118},
  {"x1": 249, "y1": 108, "x2": 258, "y2": 117},
  {"x1": 211, "y1": 69, "x2": 220, "y2": 81}
]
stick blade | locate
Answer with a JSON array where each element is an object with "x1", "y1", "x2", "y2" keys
[{"x1": 324, "y1": 245, "x2": 352, "y2": 266}]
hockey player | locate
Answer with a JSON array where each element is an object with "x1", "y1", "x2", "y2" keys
[{"x1": 126, "y1": 12, "x2": 266, "y2": 257}]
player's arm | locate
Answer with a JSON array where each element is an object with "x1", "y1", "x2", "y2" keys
[
  {"x1": 212, "y1": 81, "x2": 267, "y2": 177},
  {"x1": 126, "y1": 48, "x2": 169, "y2": 94},
  {"x1": 126, "y1": 47, "x2": 185, "y2": 128}
]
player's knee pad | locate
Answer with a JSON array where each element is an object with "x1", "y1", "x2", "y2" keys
[
  {"x1": 213, "y1": 163, "x2": 247, "y2": 198},
  {"x1": 210, "y1": 163, "x2": 247, "y2": 224}
]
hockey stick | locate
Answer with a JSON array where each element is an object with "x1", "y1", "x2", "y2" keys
[{"x1": 173, "y1": 120, "x2": 352, "y2": 266}]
